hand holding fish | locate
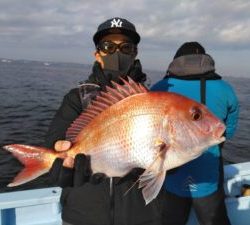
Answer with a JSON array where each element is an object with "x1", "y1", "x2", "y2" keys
[
  {"x1": 49, "y1": 140, "x2": 106, "y2": 187},
  {"x1": 54, "y1": 140, "x2": 73, "y2": 168}
]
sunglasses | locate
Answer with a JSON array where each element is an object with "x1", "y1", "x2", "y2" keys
[{"x1": 97, "y1": 41, "x2": 137, "y2": 55}]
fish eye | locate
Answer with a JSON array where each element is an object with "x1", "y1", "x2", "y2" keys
[{"x1": 191, "y1": 107, "x2": 202, "y2": 121}]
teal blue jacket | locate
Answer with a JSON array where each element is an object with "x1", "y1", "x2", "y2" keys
[{"x1": 151, "y1": 76, "x2": 239, "y2": 197}]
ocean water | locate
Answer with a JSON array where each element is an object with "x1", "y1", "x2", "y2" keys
[{"x1": 0, "y1": 59, "x2": 249, "y2": 191}]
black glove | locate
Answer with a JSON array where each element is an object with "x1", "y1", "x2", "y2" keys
[{"x1": 49, "y1": 154, "x2": 106, "y2": 188}]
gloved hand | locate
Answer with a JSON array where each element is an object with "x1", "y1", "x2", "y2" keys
[{"x1": 49, "y1": 140, "x2": 106, "y2": 188}]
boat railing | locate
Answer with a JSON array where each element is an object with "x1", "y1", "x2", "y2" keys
[
  {"x1": 1, "y1": 162, "x2": 250, "y2": 225},
  {"x1": 0, "y1": 187, "x2": 62, "y2": 225}
]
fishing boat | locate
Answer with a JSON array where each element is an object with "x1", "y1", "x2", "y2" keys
[{"x1": 0, "y1": 162, "x2": 250, "y2": 225}]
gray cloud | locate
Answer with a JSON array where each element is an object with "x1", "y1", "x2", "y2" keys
[
  {"x1": 134, "y1": 0, "x2": 250, "y2": 50},
  {"x1": 0, "y1": 0, "x2": 250, "y2": 74}
]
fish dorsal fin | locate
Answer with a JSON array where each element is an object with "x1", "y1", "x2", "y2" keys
[{"x1": 66, "y1": 77, "x2": 148, "y2": 142}]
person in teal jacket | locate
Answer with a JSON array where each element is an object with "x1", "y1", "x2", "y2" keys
[{"x1": 151, "y1": 42, "x2": 239, "y2": 225}]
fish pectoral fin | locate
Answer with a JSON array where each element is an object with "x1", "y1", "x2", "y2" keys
[
  {"x1": 139, "y1": 145, "x2": 168, "y2": 205},
  {"x1": 154, "y1": 138, "x2": 170, "y2": 153},
  {"x1": 139, "y1": 170, "x2": 166, "y2": 205},
  {"x1": 8, "y1": 165, "x2": 49, "y2": 187},
  {"x1": 152, "y1": 139, "x2": 169, "y2": 173}
]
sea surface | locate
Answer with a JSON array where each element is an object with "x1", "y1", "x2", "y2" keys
[{"x1": 0, "y1": 58, "x2": 249, "y2": 192}]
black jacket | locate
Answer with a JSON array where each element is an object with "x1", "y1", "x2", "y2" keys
[{"x1": 45, "y1": 61, "x2": 163, "y2": 225}]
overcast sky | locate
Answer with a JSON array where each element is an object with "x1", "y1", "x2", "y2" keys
[{"x1": 1, "y1": 0, "x2": 249, "y2": 76}]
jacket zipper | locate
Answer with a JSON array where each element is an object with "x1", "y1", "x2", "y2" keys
[{"x1": 110, "y1": 177, "x2": 115, "y2": 225}]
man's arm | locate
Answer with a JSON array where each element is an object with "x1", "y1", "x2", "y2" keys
[
  {"x1": 45, "y1": 88, "x2": 107, "y2": 187},
  {"x1": 224, "y1": 85, "x2": 239, "y2": 139},
  {"x1": 44, "y1": 88, "x2": 82, "y2": 148}
]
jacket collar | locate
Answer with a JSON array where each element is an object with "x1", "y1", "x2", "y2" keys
[
  {"x1": 167, "y1": 54, "x2": 215, "y2": 76},
  {"x1": 86, "y1": 60, "x2": 147, "y2": 90}
]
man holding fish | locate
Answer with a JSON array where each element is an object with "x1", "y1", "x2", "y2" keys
[{"x1": 45, "y1": 17, "x2": 163, "y2": 225}]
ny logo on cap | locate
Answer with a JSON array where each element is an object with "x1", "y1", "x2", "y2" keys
[{"x1": 110, "y1": 18, "x2": 123, "y2": 28}]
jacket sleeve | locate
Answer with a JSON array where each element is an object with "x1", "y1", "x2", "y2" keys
[
  {"x1": 44, "y1": 88, "x2": 82, "y2": 148},
  {"x1": 150, "y1": 80, "x2": 168, "y2": 91},
  {"x1": 224, "y1": 84, "x2": 239, "y2": 139}
]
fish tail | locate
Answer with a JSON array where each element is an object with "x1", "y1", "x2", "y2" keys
[{"x1": 3, "y1": 144, "x2": 57, "y2": 187}]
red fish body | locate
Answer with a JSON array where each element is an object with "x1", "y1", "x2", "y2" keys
[{"x1": 4, "y1": 78, "x2": 225, "y2": 204}]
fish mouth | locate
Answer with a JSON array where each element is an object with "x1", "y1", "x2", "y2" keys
[
  {"x1": 207, "y1": 135, "x2": 226, "y2": 149},
  {"x1": 213, "y1": 123, "x2": 226, "y2": 139},
  {"x1": 211, "y1": 123, "x2": 226, "y2": 145},
  {"x1": 217, "y1": 136, "x2": 226, "y2": 144}
]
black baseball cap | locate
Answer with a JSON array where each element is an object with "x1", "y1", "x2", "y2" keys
[
  {"x1": 174, "y1": 42, "x2": 206, "y2": 59},
  {"x1": 93, "y1": 17, "x2": 140, "y2": 46}
]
